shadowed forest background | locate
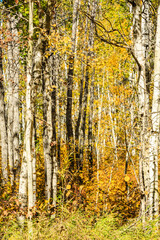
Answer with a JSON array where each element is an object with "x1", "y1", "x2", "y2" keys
[{"x1": 0, "y1": 0, "x2": 160, "y2": 239}]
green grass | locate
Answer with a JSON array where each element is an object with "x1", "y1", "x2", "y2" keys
[{"x1": 1, "y1": 210, "x2": 160, "y2": 240}]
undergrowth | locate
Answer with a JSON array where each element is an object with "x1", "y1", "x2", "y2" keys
[{"x1": 1, "y1": 208, "x2": 160, "y2": 240}]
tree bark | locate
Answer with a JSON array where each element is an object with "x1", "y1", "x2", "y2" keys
[
  {"x1": 42, "y1": 1, "x2": 58, "y2": 207},
  {"x1": 19, "y1": 137, "x2": 28, "y2": 213},
  {"x1": 66, "y1": 0, "x2": 79, "y2": 171},
  {"x1": 149, "y1": 0, "x2": 160, "y2": 219},
  {"x1": 87, "y1": 0, "x2": 97, "y2": 179},
  {"x1": 7, "y1": 14, "x2": 20, "y2": 187},
  {"x1": 132, "y1": 0, "x2": 150, "y2": 222},
  {"x1": 0, "y1": 47, "x2": 8, "y2": 185},
  {"x1": 43, "y1": 57, "x2": 52, "y2": 202},
  {"x1": 26, "y1": 0, "x2": 34, "y2": 212},
  {"x1": 75, "y1": 2, "x2": 89, "y2": 172}
]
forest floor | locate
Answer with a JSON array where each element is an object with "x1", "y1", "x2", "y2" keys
[{"x1": 1, "y1": 209, "x2": 160, "y2": 240}]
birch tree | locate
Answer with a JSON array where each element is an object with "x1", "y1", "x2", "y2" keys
[
  {"x1": 19, "y1": 0, "x2": 34, "y2": 214},
  {"x1": 7, "y1": 13, "x2": 20, "y2": 187},
  {"x1": 41, "y1": 0, "x2": 58, "y2": 207},
  {"x1": 26, "y1": 0, "x2": 34, "y2": 212},
  {"x1": 130, "y1": 0, "x2": 150, "y2": 222},
  {"x1": 149, "y1": 0, "x2": 160, "y2": 219},
  {"x1": 0, "y1": 47, "x2": 8, "y2": 185}
]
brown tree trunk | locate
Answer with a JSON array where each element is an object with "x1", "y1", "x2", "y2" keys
[{"x1": 66, "y1": 0, "x2": 80, "y2": 172}]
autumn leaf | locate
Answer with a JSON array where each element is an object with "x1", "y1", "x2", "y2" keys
[
  {"x1": 15, "y1": 199, "x2": 20, "y2": 206},
  {"x1": 124, "y1": 175, "x2": 130, "y2": 182},
  {"x1": 66, "y1": 190, "x2": 72, "y2": 198},
  {"x1": 66, "y1": 185, "x2": 71, "y2": 190}
]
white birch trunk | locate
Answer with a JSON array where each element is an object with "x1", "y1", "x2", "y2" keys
[
  {"x1": 149, "y1": 0, "x2": 160, "y2": 219},
  {"x1": 95, "y1": 79, "x2": 104, "y2": 208},
  {"x1": 19, "y1": 138, "x2": 28, "y2": 212},
  {"x1": 32, "y1": 118, "x2": 36, "y2": 206},
  {"x1": 132, "y1": 0, "x2": 150, "y2": 222},
  {"x1": 42, "y1": 0, "x2": 58, "y2": 205},
  {"x1": 107, "y1": 86, "x2": 118, "y2": 192},
  {"x1": 0, "y1": 48, "x2": 8, "y2": 184},
  {"x1": 7, "y1": 15, "x2": 20, "y2": 186},
  {"x1": 43, "y1": 58, "x2": 52, "y2": 202},
  {"x1": 26, "y1": 0, "x2": 34, "y2": 212},
  {"x1": 0, "y1": 7, "x2": 8, "y2": 185}
]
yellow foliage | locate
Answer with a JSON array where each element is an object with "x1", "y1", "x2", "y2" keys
[
  {"x1": 66, "y1": 185, "x2": 71, "y2": 190},
  {"x1": 124, "y1": 175, "x2": 130, "y2": 182}
]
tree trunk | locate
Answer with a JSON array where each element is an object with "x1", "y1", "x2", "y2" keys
[
  {"x1": 95, "y1": 80, "x2": 104, "y2": 208},
  {"x1": 66, "y1": 0, "x2": 79, "y2": 171},
  {"x1": 41, "y1": 1, "x2": 58, "y2": 207},
  {"x1": 19, "y1": 137, "x2": 28, "y2": 214},
  {"x1": 149, "y1": 0, "x2": 160, "y2": 219},
  {"x1": 50, "y1": 53, "x2": 57, "y2": 208},
  {"x1": 26, "y1": 0, "x2": 34, "y2": 212},
  {"x1": 43, "y1": 57, "x2": 52, "y2": 202},
  {"x1": 87, "y1": 0, "x2": 97, "y2": 179},
  {"x1": 88, "y1": 74, "x2": 94, "y2": 179},
  {"x1": 7, "y1": 14, "x2": 20, "y2": 187},
  {"x1": 32, "y1": 114, "x2": 37, "y2": 206},
  {"x1": 0, "y1": 47, "x2": 8, "y2": 185},
  {"x1": 132, "y1": 0, "x2": 150, "y2": 222},
  {"x1": 75, "y1": 3, "x2": 89, "y2": 172}
]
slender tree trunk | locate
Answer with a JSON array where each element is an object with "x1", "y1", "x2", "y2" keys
[
  {"x1": 19, "y1": 137, "x2": 28, "y2": 215},
  {"x1": 56, "y1": 61, "x2": 61, "y2": 169},
  {"x1": 43, "y1": 58, "x2": 52, "y2": 202},
  {"x1": 42, "y1": 1, "x2": 58, "y2": 207},
  {"x1": 66, "y1": 0, "x2": 79, "y2": 171},
  {"x1": 88, "y1": 0, "x2": 97, "y2": 179},
  {"x1": 26, "y1": 0, "x2": 34, "y2": 212},
  {"x1": 7, "y1": 14, "x2": 20, "y2": 187},
  {"x1": 132, "y1": 0, "x2": 150, "y2": 222},
  {"x1": 80, "y1": 61, "x2": 89, "y2": 169},
  {"x1": 149, "y1": 0, "x2": 160, "y2": 219},
  {"x1": 0, "y1": 47, "x2": 8, "y2": 185},
  {"x1": 95, "y1": 80, "x2": 104, "y2": 208},
  {"x1": 51, "y1": 53, "x2": 57, "y2": 208},
  {"x1": 32, "y1": 114, "x2": 36, "y2": 206},
  {"x1": 88, "y1": 73, "x2": 94, "y2": 179},
  {"x1": 75, "y1": 3, "x2": 89, "y2": 171},
  {"x1": 107, "y1": 85, "x2": 118, "y2": 192}
]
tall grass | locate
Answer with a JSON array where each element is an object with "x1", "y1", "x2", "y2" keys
[{"x1": 1, "y1": 209, "x2": 160, "y2": 240}]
